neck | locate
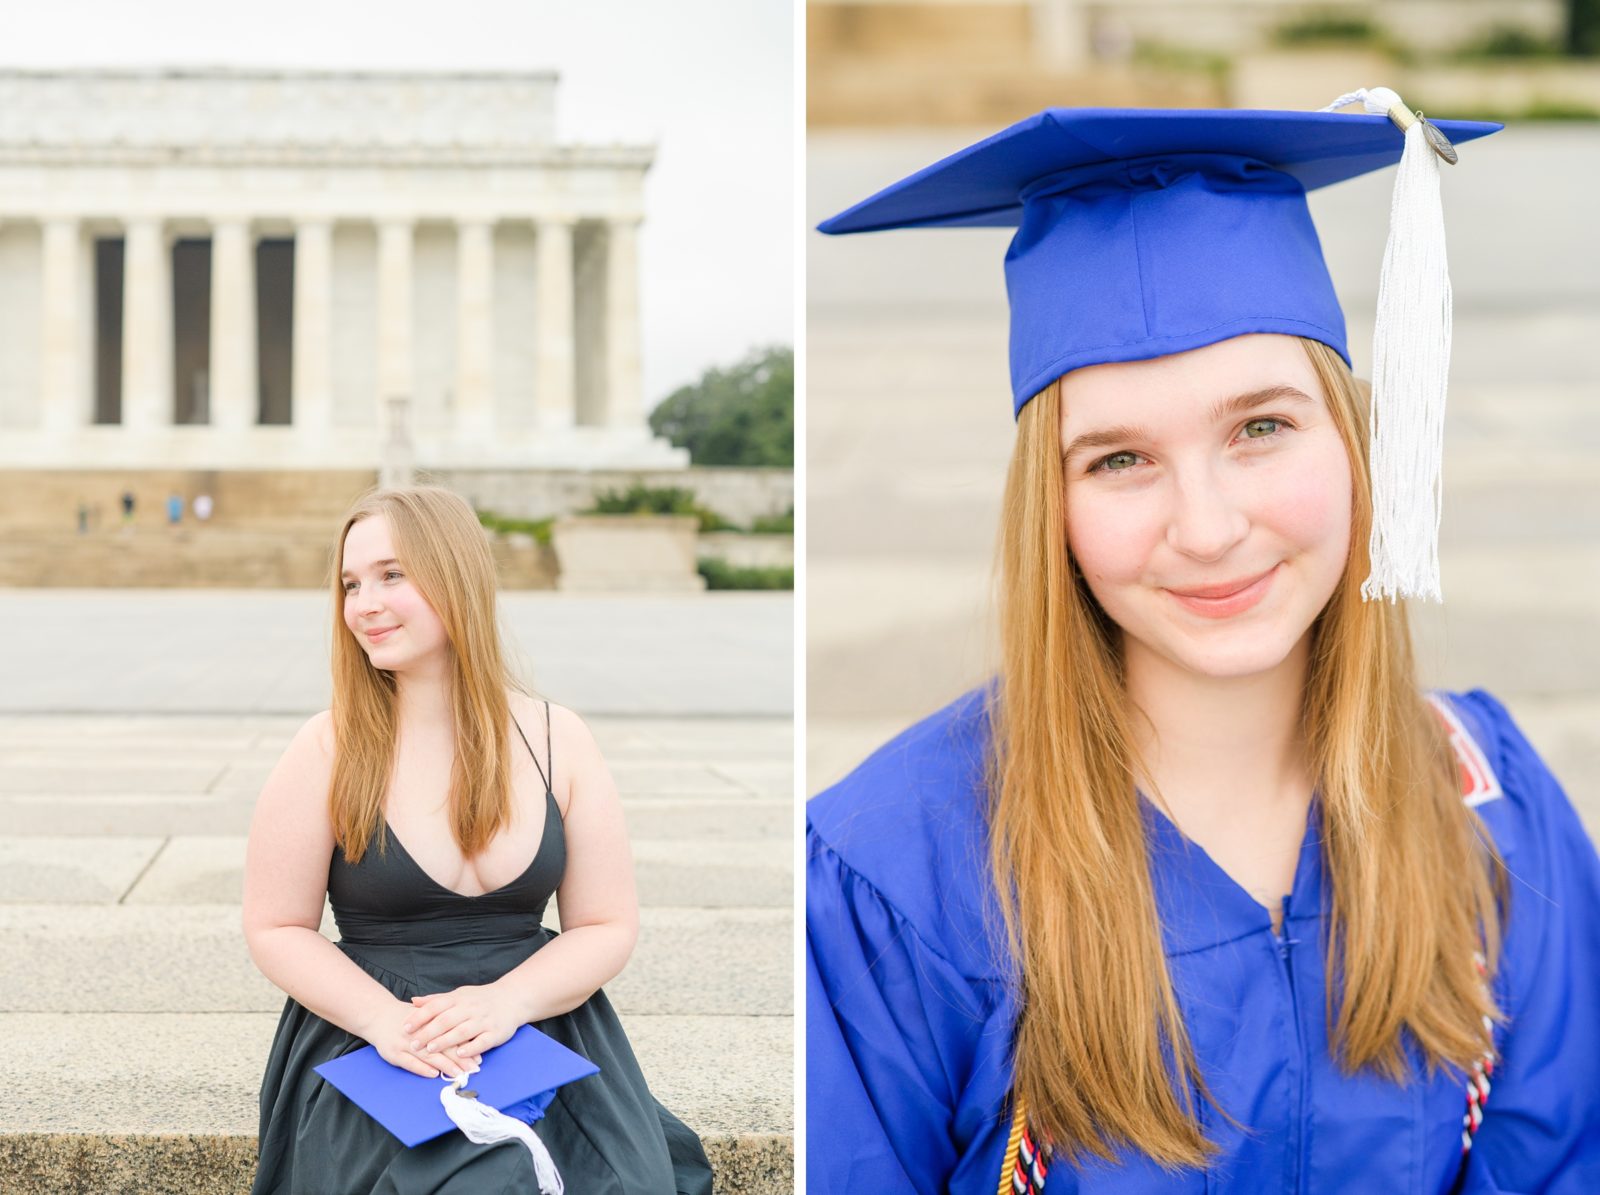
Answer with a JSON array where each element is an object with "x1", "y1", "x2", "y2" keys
[
  {"x1": 1124, "y1": 632, "x2": 1313, "y2": 822},
  {"x1": 392, "y1": 655, "x2": 455, "y2": 735}
]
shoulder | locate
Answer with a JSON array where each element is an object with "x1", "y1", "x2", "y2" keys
[
  {"x1": 507, "y1": 691, "x2": 586, "y2": 743},
  {"x1": 506, "y1": 692, "x2": 602, "y2": 806},
  {"x1": 299, "y1": 708, "x2": 335, "y2": 751},
  {"x1": 270, "y1": 710, "x2": 335, "y2": 781},
  {"x1": 809, "y1": 686, "x2": 993, "y2": 842},
  {"x1": 252, "y1": 712, "x2": 336, "y2": 837},
  {"x1": 807, "y1": 687, "x2": 1003, "y2": 979},
  {"x1": 1430, "y1": 687, "x2": 1594, "y2": 907},
  {"x1": 1430, "y1": 689, "x2": 1567, "y2": 830}
]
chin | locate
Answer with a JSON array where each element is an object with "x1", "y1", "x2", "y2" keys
[{"x1": 1149, "y1": 624, "x2": 1309, "y2": 681}]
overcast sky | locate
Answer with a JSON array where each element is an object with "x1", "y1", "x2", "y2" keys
[{"x1": 5, "y1": 0, "x2": 794, "y2": 406}]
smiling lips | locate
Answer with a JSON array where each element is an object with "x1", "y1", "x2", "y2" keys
[
  {"x1": 1164, "y1": 564, "x2": 1280, "y2": 619},
  {"x1": 365, "y1": 625, "x2": 400, "y2": 644}
]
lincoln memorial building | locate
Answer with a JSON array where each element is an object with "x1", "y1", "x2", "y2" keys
[{"x1": 0, "y1": 69, "x2": 687, "y2": 471}]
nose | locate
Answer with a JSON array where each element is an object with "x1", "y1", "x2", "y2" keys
[
  {"x1": 1164, "y1": 467, "x2": 1250, "y2": 563},
  {"x1": 353, "y1": 587, "x2": 385, "y2": 620}
]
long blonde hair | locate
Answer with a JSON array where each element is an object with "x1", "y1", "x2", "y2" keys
[
  {"x1": 988, "y1": 337, "x2": 1507, "y2": 1168},
  {"x1": 329, "y1": 486, "x2": 520, "y2": 864}
]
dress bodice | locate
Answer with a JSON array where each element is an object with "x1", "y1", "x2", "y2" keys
[{"x1": 327, "y1": 788, "x2": 566, "y2": 951}]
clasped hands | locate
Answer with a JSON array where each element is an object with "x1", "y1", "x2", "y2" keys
[{"x1": 369, "y1": 981, "x2": 524, "y2": 1080}]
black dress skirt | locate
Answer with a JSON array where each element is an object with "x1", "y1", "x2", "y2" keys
[{"x1": 252, "y1": 721, "x2": 713, "y2": 1195}]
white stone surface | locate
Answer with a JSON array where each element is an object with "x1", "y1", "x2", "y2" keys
[
  {"x1": 0, "y1": 69, "x2": 560, "y2": 153},
  {"x1": 120, "y1": 218, "x2": 170, "y2": 434},
  {"x1": 291, "y1": 219, "x2": 332, "y2": 435},
  {"x1": 536, "y1": 217, "x2": 578, "y2": 429},
  {"x1": 0, "y1": 69, "x2": 679, "y2": 471},
  {"x1": 209, "y1": 219, "x2": 255, "y2": 433},
  {"x1": 553, "y1": 516, "x2": 708, "y2": 593},
  {"x1": 38, "y1": 217, "x2": 81, "y2": 433},
  {"x1": 0, "y1": 590, "x2": 792, "y2": 717}
]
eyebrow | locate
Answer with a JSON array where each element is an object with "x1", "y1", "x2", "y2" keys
[
  {"x1": 1062, "y1": 384, "x2": 1315, "y2": 464},
  {"x1": 339, "y1": 557, "x2": 399, "y2": 580}
]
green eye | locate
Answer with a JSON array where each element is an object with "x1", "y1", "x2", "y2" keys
[
  {"x1": 1098, "y1": 451, "x2": 1140, "y2": 472},
  {"x1": 1243, "y1": 418, "x2": 1283, "y2": 439}
]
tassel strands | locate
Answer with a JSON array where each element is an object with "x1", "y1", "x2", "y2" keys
[
  {"x1": 440, "y1": 1066, "x2": 565, "y2": 1195},
  {"x1": 1321, "y1": 87, "x2": 1456, "y2": 603}
]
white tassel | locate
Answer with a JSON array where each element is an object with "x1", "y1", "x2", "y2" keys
[
  {"x1": 1321, "y1": 87, "x2": 1453, "y2": 603},
  {"x1": 440, "y1": 1066, "x2": 564, "y2": 1195}
]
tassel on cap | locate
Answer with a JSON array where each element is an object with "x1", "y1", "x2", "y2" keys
[
  {"x1": 440, "y1": 1065, "x2": 565, "y2": 1194},
  {"x1": 1321, "y1": 86, "x2": 1455, "y2": 603}
]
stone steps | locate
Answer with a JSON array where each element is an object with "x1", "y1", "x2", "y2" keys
[
  {"x1": 0, "y1": 468, "x2": 580, "y2": 589},
  {"x1": 0, "y1": 469, "x2": 378, "y2": 531},
  {"x1": 0, "y1": 527, "x2": 556, "y2": 589},
  {"x1": 0, "y1": 713, "x2": 794, "y2": 1194}
]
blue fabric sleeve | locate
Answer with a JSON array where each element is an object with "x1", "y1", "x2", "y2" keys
[
  {"x1": 806, "y1": 827, "x2": 1005, "y2": 1195},
  {"x1": 1454, "y1": 690, "x2": 1600, "y2": 1194}
]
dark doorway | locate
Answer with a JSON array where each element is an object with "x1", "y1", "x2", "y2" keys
[
  {"x1": 257, "y1": 238, "x2": 295, "y2": 425},
  {"x1": 93, "y1": 239, "x2": 124, "y2": 425},
  {"x1": 171, "y1": 238, "x2": 212, "y2": 425}
]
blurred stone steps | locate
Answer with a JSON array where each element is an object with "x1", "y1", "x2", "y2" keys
[{"x1": 0, "y1": 526, "x2": 555, "y2": 589}]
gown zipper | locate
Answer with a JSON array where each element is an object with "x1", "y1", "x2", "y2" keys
[{"x1": 1275, "y1": 895, "x2": 1308, "y2": 1194}]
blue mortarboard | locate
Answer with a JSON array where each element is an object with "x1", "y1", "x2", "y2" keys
[
  {"x1": 819, "y1": 90, "x2": 1504, "y2": 603},
  {"x1": 314, "y1": 1024, "x2": 597, "y2": 1148}
]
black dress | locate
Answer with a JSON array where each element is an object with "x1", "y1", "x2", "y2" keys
[{"x1": 253, "y1": 707, "x2": 714, "y2": 1194}]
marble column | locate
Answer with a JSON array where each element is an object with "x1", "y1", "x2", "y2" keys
[
  {"x1": 454, "y1": 218, "x2": 495, "y2": 440},
  {"x1": 603, "y1": 218, "x2": 643, "y2": 430},
  {"x1": 121, "y1": 217, "x2": 172, "y2": 433},
  {"x1": 534, "y1": 216, "x2": 576, "y2": 429},
  {"x1": 40, "y1": 217, "x2": 82, "y2": 434},
  {"x1": 210, "y1": 218, "x2": 257, "y2": 431},
  {"x1": 292, "y1": 219, "x2": 333, "y2": 434},
  {"x1": 376, "y1": 219, "x2": 414, "y2": 420}
]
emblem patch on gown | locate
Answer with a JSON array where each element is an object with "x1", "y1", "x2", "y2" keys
[{"x1": 1427, "y1": 693, "x2": 1504, "y2": 807}]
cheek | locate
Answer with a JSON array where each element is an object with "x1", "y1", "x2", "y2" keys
[
  {"x1": 390, "y1": 587, "x2": 445, "y2": 639},
  {"x1": 1065, "y1": 485, "x2": 1161, "y2": 585},
  {"x1": 1257, "y1": 442, "x2": 1353, "y2": 559}
]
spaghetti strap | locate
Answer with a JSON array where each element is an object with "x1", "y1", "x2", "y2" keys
[
  {"x1": 544, "y1": 699, "x2": 554, "y2": 792},
  {"x1": 512, "y1": 711, "x2": 553, "y2": 796}
]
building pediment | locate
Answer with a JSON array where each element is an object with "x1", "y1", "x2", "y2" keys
[{"x1": 0, "y1": 69, "x2": 657, "y2": 167}]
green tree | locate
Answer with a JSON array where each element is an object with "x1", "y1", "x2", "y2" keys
[
  {"x1": 1574, "y1": 0, "x2": 1600, "y2": 54},
  {"x1": 649, "y1": 346, "x2": 793, "y2": 467}
]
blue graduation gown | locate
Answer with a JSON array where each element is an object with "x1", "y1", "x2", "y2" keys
[{"x1": 807, "y1": 688, "x2": 1600, "y2": 1193}]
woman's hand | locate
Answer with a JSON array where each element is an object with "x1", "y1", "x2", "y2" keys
[
  {"x1": 364, "y1": 998, "x2": 469, "y2": 1079},
  {"x1": 403, "y1": 982, "x2": 525, "y2": 1064}
]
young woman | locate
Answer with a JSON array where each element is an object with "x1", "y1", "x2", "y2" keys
[
  {"x1": 806, "y1": 103, "x2": 1600, "y2": 1192},
  {"x1": 244, "y1": 486, "x2": 712, "y2": 1194}
]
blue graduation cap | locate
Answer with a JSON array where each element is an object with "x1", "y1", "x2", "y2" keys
[
  {"x1": 820, "y1": 87, "x2": 1503, "y2": 603},
  {"x1": 315, "y1": 1024, "x2": 597, "y2": 1191}
]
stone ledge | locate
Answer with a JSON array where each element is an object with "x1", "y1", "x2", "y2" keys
[{"x1": 0, "y1": 1132, "x2": 793, "y2": 1195}]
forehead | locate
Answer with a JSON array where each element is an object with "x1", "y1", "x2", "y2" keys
[
  {"x1": 1058, "y1": 334, "x2": 1323, "y2": 432},
  {"x1": 341, "y1": 514, "x2": 396, "y2": 571}
]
